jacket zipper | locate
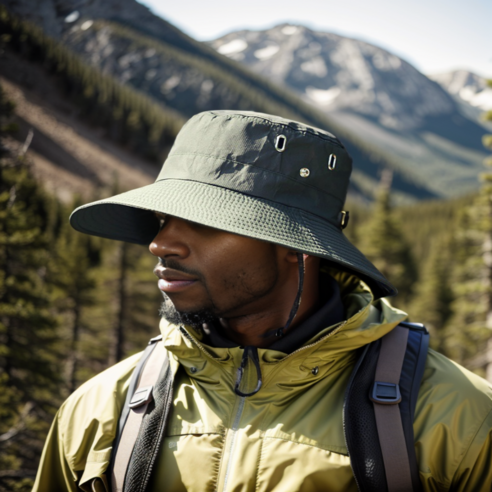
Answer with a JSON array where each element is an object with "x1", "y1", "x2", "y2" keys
[
  {"x1": 220, "y1": 395, "x2": 246, "y2": 492},
  {"x1": 179, "y1": 322, "x2": 348, "y2": 492}
]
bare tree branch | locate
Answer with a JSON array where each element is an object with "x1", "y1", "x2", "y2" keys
[{"x1": 0, "y1": 402, "x2": 34, "y2": 443}]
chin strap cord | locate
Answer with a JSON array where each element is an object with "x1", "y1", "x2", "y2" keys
[
  {"x1": 275, "y1": 252, "x2": 305, "y2": 338},
  {"x1": 260, "y1": 253, "x2": 305, "y2": 340},
  {"x1": 234, "y1": 253, "x2": 305, "y2": 397}
]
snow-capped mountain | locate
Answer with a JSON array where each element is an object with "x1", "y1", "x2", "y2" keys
[
  {"x1": 211, "y1": 25, "x2": 489, "y2": 198},
  {"x1": 429, "y1": 70, "x2": 492, "y2": 111},
  {"x1": 212, "y1": 24, "x2": 457, "y2": 131}
]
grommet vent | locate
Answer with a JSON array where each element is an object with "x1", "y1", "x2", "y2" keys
[
  {"x1": 328, "y1": 154, "x2": 337, "y2": 170},
  {"x1": 340, "y1": 211, "x2": 350, "y2": 229},
  {"x1": 300, "y1": 168, "x2": 310, "y2": 178},
  {"x1": 275, "y1": 135, "x2": 287, "y2": 152}
]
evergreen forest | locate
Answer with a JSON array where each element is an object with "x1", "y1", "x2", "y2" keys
[{"x1": 0, "y1": 7, "x2": 492, "y2": 492}]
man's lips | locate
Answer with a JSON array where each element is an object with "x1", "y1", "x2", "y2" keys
[{"x1": 154, "y1": 267, "x2": 198, "y2": 293}]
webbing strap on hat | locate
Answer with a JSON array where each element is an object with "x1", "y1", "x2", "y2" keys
[
  {"x1": 370, "y1": 326, "x2": 412, "y2": 492},
  {"x1": 111, "y1": 339, "x2": 167, "y2": 492}
]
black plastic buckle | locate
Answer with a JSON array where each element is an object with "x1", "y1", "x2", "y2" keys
[
  {"x1": 370, "y1": 381, "x2": 401, "y2": 405},
  {"x1": 129, "y1": 386, "x2": 153, "y2": 409}
]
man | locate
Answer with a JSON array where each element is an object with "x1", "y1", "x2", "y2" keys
[{"x1": 33, "y1": 111, "x2": 492, "y2": 491}]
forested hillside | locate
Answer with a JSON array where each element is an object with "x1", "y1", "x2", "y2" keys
[{"x1": 0, "y1": 83, "x2": 162, "y2": 489}]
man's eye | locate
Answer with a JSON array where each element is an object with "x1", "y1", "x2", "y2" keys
[{"x1": 155, "y1": 214, "x2": 166, "y2": 230}]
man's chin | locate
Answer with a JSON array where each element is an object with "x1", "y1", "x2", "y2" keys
[{"x1": 159, "y1": 299, "x2": 218, "y2": 328}]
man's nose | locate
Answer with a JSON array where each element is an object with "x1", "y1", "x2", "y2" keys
[{"x1": 149, "y1": 216, "x2": 191, "y2": 259}]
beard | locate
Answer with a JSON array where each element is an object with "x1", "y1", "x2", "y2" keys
[
  {"x1": 156, "y1": 252, "x2": 279, "y2": 329},
  {"x1": 159, "y1": 294, "x2": 218, "y2": 328}
]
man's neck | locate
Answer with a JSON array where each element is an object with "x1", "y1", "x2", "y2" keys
[
  {"x1": 216, "y1": 298, "x2": 320, "y2": 348},
  {"x1": 201, "y1": 273, "x2": 345, "y2": 351}
]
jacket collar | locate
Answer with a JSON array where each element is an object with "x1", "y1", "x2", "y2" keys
[{"x1": 159, "y1": 269, "x2": 407, "y2": 390}]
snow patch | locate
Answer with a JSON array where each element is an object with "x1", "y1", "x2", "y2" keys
[
  {"x1": 460, "y1": 87, "x2": 492, "y2": 110},
  {"x1": 281, "y1": 25, "x2": 298, "y2": 35},
  {"x1": 80, "y1": 20, "x2": 93, "y2": 31},
  {"x1": 305, "y1": 87, "x2": 341, "y2": 105},
  {"x1": 64, "y1": 11, "x2": 79, "y2": 23},
  {"x1": 217, "y1": 39, "x2": 248, "y2": 55},
  {"x1": 254, "y1": 45, "x2": 279, "y2": 60},
  {"x1": 300, "y1": 57, "x2": 328, "y2": 77}
]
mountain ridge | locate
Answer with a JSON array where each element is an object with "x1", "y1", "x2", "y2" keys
[{"x1": 1, "y1": 2, "x2": 488, "y2": 202}]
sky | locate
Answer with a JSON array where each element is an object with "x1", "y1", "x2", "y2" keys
[{"x1": 138, "y1": 0, "x2": 492, "y2": 79}]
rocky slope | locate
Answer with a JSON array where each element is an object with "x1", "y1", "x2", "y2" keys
[
  {"x1": 214, "y1": 25, "x2": 451, "y2": 131},
  {"x1": 429, "y1": 70, "x2": 492, "y2": 111},
  {"x1": 0, "y1": 52, "x2": 156, "y2": 201}
]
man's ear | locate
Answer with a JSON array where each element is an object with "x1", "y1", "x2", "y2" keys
[
  {"x1": 286, "y1": 251, "x2": 317, "y2": 263},
  {"x1": 285, "y1": 250, "x2": 300, "y2": 263}
]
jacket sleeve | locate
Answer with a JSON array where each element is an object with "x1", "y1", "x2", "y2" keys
[
  {"x1": 32, "y1": 410, "x2": 78, "y2": 492},
  {"x1": 451, "y1": 408, "x2": 492, "y2": 491}
]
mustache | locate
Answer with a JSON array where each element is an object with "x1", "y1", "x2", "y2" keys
[{"x1": 157, "y1": 258, "x2": 204, "y2": 280}]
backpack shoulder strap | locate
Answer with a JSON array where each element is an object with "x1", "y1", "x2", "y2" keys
[
  {"x1": 344, "y1": 322, "x2": 429, "y2": 492},
  {"x1": 109, "y1": 335, "x2": 168, "y2": 492}
]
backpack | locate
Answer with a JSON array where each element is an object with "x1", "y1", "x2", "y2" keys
[{"x1": 109, "y1": 322, "x2": 429, "y2": 492}]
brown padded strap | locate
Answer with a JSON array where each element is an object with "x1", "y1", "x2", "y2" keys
[
  {"x1": 373, "y1": 326, "x2": 413, "y2": 492},
  {"x1": 111, "y1": 341, "x2": 167, "y2": 492}
]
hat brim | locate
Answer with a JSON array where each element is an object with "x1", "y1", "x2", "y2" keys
[{"x1": 70, "y1": 179, "x2": 396, "y2": 298}]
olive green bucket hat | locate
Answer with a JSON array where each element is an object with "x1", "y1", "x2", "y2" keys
[{"x1": 70, "y1": 110, "x2": 396, "y2": 298}]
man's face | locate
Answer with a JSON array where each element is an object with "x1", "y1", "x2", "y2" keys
[{"x1": 149, "y1": 214, "x2": 287, "y2": 325}]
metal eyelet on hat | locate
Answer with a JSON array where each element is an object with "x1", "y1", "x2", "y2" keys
[
  {"x1": 328, "y1": 154, "x2": 337, "y2": 170},
  {"x1": 339, "y1": 210, "x2": 350, "y2": 229},
  {"x1": 300, "y1": 168, "x2": 310, "y2": 178},
  {"x1": 275, "y1": 135, "x2": 287, "y2": 152}
]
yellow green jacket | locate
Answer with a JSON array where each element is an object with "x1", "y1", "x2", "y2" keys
[{"x1": 33, "y1": 272, "x2": 492, "y2": 491}]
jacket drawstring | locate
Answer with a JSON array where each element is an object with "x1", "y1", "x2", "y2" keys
[{"x1": 234, "y1": 346, "x2": 263, "y2": 397}]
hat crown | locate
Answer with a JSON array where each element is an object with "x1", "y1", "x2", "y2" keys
[{"x1": 158, "y1": 111, "x2": 352, "y2": 226}]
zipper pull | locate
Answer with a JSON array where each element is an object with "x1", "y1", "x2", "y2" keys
[{"x1": 234, "y1": 346, "x2": 263, "y2": 397}]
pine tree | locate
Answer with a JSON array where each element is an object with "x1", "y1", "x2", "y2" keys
[
  {"x1": 0, "y1": 86, "x2": 60, "y2": 489},
  {"x1": 409, "y1": 238, "x2": 454, "y2": 353},
  {"x1": 48, "y1": 199, "x2": 107, "y2": 393},
  {"x1": 447, "y1": 83, "x2": 492, "y2": 379},
  {"x1": 358, "y1": 170, "x2": 418, "y2": 307},
  {"x1": 106, "y1": 241, "x2": 162, "y2": 364}
]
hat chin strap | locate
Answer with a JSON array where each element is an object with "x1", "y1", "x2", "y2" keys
[
  {"x1": 261, "y1": 253, "x2": 305, "y2": 339},
  {"x1": 234, "y1": 253, "x2": 305, "y2": 397}
]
